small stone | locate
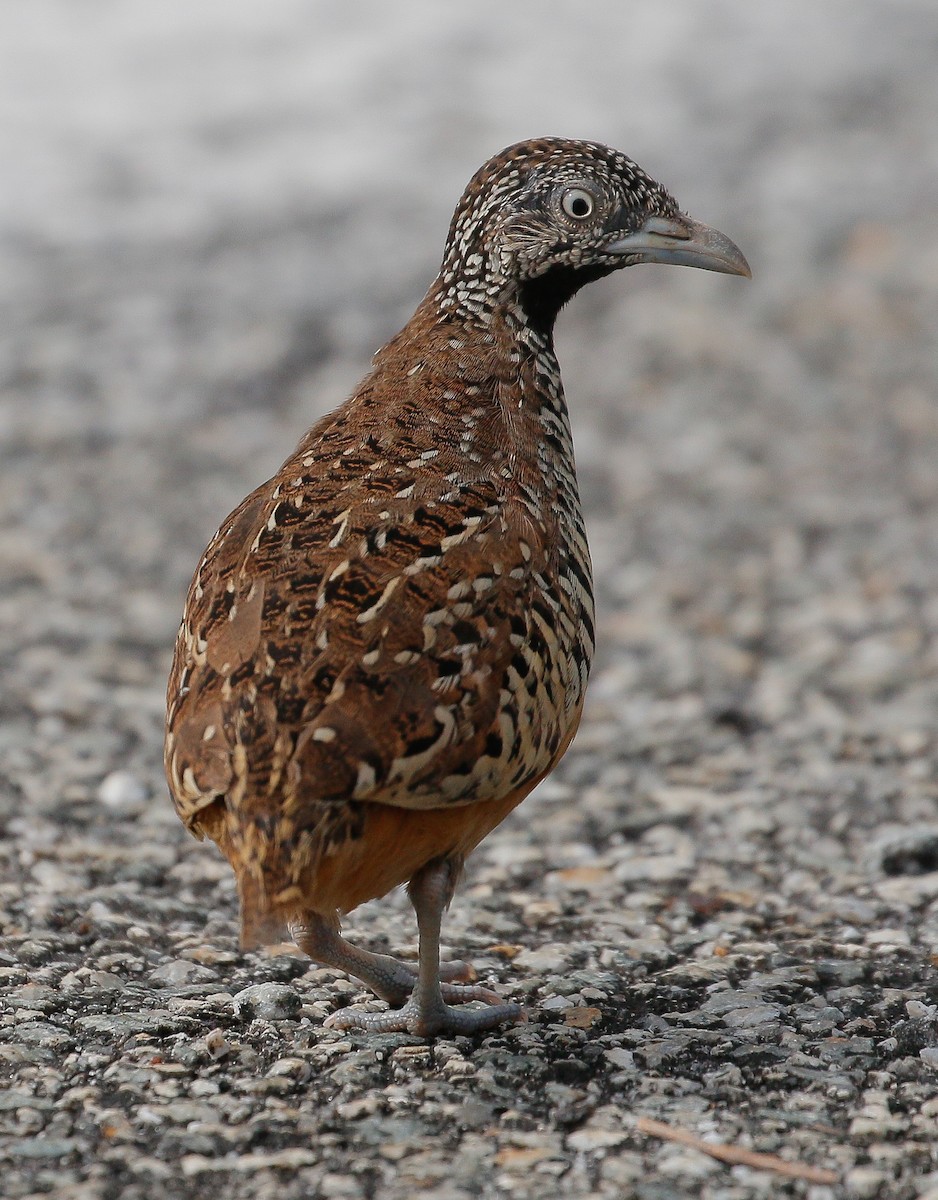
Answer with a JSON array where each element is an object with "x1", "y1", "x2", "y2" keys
[
  {"x1": 521, "y1": 898, "x2": 562, "y2": 927},
  {"x1": 6, "y1": 1137, "x2": 78, "y2": 1159},
  {"x1": 336, "y1": 1095, "x2": 381, "y2": 1120},
  {"x1": 541, "y1": 995, "x2": 574, "y2": 1011},
  {"x1": 30, "y1": 860, "x2": 82, "y2": 891},
  {"x1": 392, "y1": 1043, "x2": 433, "y2": 1063},
  {"x1": 546, "y1": 865, "x2": 613, "y2": 892},
  {"x1": 721, "y1": 1003, "x2": 781, "y2": 1028},
  {"x1": 613, "y1": 851, "x2": 693, "y2": 884},
  {"x1": 455, "y1": 1100, "x2": 493, "y2": 1128},
  {"x1": 185, "y1": 946, "x2": 240, "y2": 966},
  {"x1": 87, "y1": 970, "x2": 124, "y2": 991},
  {"x1": 231, "y1": 982, "x2": 301, "y2": 1020},
  {"x1": 77, "y1": 1012, "x2": 188, "y2": 1038},
  {"x1": 494, "y1": 1146, "x2": 558, "y2": 1167},
  {"x1": 378, "y1": 1142, "x2": 411, "y2": 1162},
  {"x1": 320, "y1": 1171, "x2": 364, "y2": 1196},
  {"x1": 920, "y1": 1047, "x2": 938, "y2": 1068},
  {"x1": 849, "y1": 1114, "x2": 907, "y2": 1136},
  {"x1": 816, "y1": 960, "x2": 867, "y2": 986},
  {"x1": 657, "y1": 1146, "x2": 723, "y2": 1178},
  {"x1": 204, "y1": 1029, "x2": 231, "y2": 1059},
  {"x1": 13, "y1": 1107, "x2": 44, "y2": 1133},
  {"x1": 442, "y1": 1056, "x2": 475, "y2": 1079},
  {"x1": 150, "y1": 960, "x2": 218, "y2": 985},
  {"x1": 865, "y1": 928, "x2": 911, "y2": 949},
  {"x1": 486, "y1": 943, "x2": 523, "y2": 959},
  {"x1": 874, "y1": 873, "x2": 938, "y2": 905},
  {"x1": 267, "y1": 1057, "x2": 310, "y2": 1079},
  {"x1": 845, "y1": 1167, "x2": 888, "y2": 1198},
  {"x1": 513, "y1": 945, "x2": 569, "y2": 973},
  {"x1": 98, "y1": 770, "x2": 148, "y2": 812},
  {"x1": 160, "y1": 1100, "x2": 219, "y2": 1124},
  {"x1": 15, "y1": 941, "x2": 52, "y2": 965},
  {"x1": 600, "y1": 1151, "x2": 645, "y2": 1187},
  {"x1": 190, "y1": 1079, "x2": 220, "y2": 1097},
  {"x1": 564, "y1": 1006, "x2": 602, "y2": 1029},
  {"x1": 871, "y1": 825, "x2": 938, "y2": 873},
  {"x1": 181, "y1": 1149, "x2": 318, "y2": 1176},
  {"x1": 566, "y1": 1127, "x2": 628, "y2": 1151}
]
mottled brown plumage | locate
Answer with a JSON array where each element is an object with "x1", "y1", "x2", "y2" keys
[{"x1": 165, "y1": 137, "x2": 749, "y2": 1035}]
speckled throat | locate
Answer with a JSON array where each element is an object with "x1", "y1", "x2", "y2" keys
[{"x1": 427, "y1": 272, "x2": 596, "y2": 717}]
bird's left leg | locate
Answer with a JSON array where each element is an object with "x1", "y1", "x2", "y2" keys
[
  {"x1": 290, "y1": 910, "x2": 496, "y2": 1008},
  {"x1": 324, "y1": 858, "x2": 523, "y2": 1036}
]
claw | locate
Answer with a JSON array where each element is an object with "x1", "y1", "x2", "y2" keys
[{"x1": 439, "y1": 981, "x2": 503, "y2": 1005}]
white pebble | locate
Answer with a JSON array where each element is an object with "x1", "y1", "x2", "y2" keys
[{"x1": 98, "y1": 770, "x2": 148, "y2": 811}]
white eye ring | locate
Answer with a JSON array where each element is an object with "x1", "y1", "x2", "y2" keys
[{"x1": 561, "y1": 188, "x2": 596, "y2": 220}]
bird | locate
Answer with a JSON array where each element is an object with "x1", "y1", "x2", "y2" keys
[{"x1": 164, "y1": 137, "x2": 750, "y2": 1037}]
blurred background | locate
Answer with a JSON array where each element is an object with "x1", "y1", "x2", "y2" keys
[{"x1": 1, "y1": 0, "x2": 937, "y2": 834}]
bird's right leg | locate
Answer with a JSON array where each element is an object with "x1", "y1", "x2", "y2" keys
[
  {"x1": 290, "y1": 911, "x2": 497, "y2": 1007},
  {"x1": 322, "y1": 858, "x2": 523, "y2": 1035}
]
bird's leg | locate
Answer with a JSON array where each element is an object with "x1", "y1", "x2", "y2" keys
[
  {"x1": 290, "y1": 910, "x2": 491, "y2": 1008},
  {"x1": 324, "y1": 859, "x2": 524, "y2": 1036}
]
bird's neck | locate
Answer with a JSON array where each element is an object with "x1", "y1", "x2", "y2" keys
[
  {"x1": 358, "y1": 281, "x2": 585, "y2": 572},
  {"x1": 415, "y1": 278, "x2": 583, "y2": 533},
  {"x1": 411, "y1": 277, "x2": 571, "y2": 440},
  {"x1": 368, "y1": 274, "x2": 582, "y2": 497}
]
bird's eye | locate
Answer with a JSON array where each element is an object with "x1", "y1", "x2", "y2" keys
[{"x1": 561, "y1": 188, "x2": 596, "y2": 220}]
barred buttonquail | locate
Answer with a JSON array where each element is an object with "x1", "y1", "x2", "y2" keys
[{"x1": 165, "y1": 137, "x2": 750, "y2": 1036}]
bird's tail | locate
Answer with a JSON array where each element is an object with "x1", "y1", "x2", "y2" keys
[{"x1": 236, "y1": 869, "x2": 290, "y2": 949}]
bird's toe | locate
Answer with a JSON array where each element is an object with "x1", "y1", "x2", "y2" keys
[{"x1": 323, "y1": 996, "x2": 525, "y2": 1037}]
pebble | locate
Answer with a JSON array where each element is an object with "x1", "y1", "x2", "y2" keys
[
  {"x1": 150, "y1": 960, "x2": 218, "y2": 986},
  {"x1": 231, "y1": 983, "x2": 302, "y2": 1021},
  {"x1": 97, "y1": 770, "x2": 148, "y2": 812},
  {"x1": 720, "y1": 1004, "x2": 782, "y2": 1028},
  {"x1": 200, "y1": 1029, "x2": 231, "y2": 1060},
  {"x1": 865, "y1": 929, "x2": 912, "y2": 949},
  {"x1": 603, "y1": 1048, "x2": 636, "y2": 1070},
  {"x1": 541, "y1": 995, "x2": 576, "y2": 1012},
  {"x1": 513, "y1": 946, "x2": 570, "y2": 973},
  {"x1": 845, "y1": 1167, "x2": 888, "y2": 1198},
  {"x1": 875, "y1": 872, "x2": 938, "y2": 905},
  {"x1": 6, "y1": 1137, "x2": 79, "y2": 1159},
  {"x1": 612, "y1": 843, "x2": 695, "y2": 884},
  {"x1": 566, "y1": 1127, "x2": 628, "y2": 1151}
]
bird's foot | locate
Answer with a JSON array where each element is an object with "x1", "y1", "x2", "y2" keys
[
  {"x1": 324, "y1": 985, "x2": 525, "y2": 1037},
  {"x1": 365, "y1": 957, "x2": 478, "y2": 1006},
  {"x1": 290, "y1": 918, "x2": 478, "y2": 1006}
]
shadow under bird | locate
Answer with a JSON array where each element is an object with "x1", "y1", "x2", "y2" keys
[{"x1": 165, "y1": 137, "x2": 750, "y2": 1037}]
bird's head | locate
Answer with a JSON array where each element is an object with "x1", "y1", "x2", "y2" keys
[{"x1": 437, "y1": 137, "x2": 750, "y2": 330}]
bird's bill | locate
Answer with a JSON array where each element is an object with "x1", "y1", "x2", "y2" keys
[{"x1": 605, "y1": 215, "x2": 751, "y2": 277}]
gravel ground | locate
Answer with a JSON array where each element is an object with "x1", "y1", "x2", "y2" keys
[{"x1": 3, "y1": 3, "x2": 938, "y2": 1198}]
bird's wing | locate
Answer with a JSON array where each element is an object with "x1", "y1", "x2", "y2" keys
[{"x1": 165, "y1": 428, "x2": 575, "y2": 832}]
